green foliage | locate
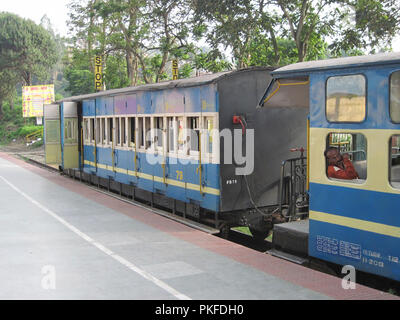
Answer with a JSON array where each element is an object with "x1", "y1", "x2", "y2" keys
[
  {"x1": 0, "y1": 97, "x2": 39, "y2": 144},
  {"x1": 329, "y1": 0, "x2": 399, "y2": 55},
  {"x1": 0, "y1": 12, "x2": 58, "y2": 85},
  {"x1": 65, "y1": 68, "x2": 95, "y2": 96}
]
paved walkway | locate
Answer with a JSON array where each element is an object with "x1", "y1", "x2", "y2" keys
[{"x1": 0, "y1": 152, "x2": 396, "y2": 300}]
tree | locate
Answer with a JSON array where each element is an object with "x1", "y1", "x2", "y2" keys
[
  {"x1": 192, "y1": 0, "x2": 264, "y2": 69},
  {"x1": 329, "y1": 0, "x2": 400, "y2": 55},
  {"x1": 0, "y1": 12, "x2": 58, "y2": 86},
  {"x1": 0, "y1": 70, "x2": 19, "y2": 117}
]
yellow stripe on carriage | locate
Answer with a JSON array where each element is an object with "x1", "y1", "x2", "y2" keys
[
  {"x1": 310, "y1": 210, "x2": 400, "y2": 239},
  {"x1": 84, "y1": 160, "x2": 221, "y2": 196}
]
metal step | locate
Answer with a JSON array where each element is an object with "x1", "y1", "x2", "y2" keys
[
  {"x1": 268, "y1": 249, "x2": 309, "y2": 265},
  {"x1": 272, "y1": 219, "x2": 309, "y2": 256}
]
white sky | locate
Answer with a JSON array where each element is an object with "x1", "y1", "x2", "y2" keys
[
  {"x1": 2, "y1": 0, "x2": 400, "y2": 51},
  {"x1": 1, "y1": 0, "x2": 71, "y2": 36}
]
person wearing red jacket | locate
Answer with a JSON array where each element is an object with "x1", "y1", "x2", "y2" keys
[{"x1": 324, "y1": 147, "x2": 359, "y2": 180}]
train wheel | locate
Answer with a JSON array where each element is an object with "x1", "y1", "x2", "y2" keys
[
  {"x1": 218, "y1": 225, "x2": 231, "y2": 239},
  {"x1": 249, "y1": 227, "x2": 271, "y2": 241}
]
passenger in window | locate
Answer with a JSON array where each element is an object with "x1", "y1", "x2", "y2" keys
[{"x1": 324, "y1": 147, "x2": 359, "y2": 180}]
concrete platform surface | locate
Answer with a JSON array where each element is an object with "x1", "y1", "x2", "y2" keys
[{"x1": 0, "y1": 152, "x2": 397, "y2": 300}]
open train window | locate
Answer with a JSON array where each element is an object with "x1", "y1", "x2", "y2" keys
[
  {"x1": 167, "y1": 117, "x2": 176, "y2": 153},
  {"x1": 326, "y1": 74, "x2": 366, "y2": 122},
  {"x1": 390, "y1": 71, "x2": 400, "y2": 123},
  {"x1": 187, "y1": 117, "x2": 200, "y2": 154},
  {"x1": 154, "y1": 117, "x2": 164, "y2": 150},
  {"x1": 138, "y1": 117, "x2": 144, "y2": 148},
  {"x1": 107, "y1": 118, "x2": 113, "y2": 145},
  {"x1": 177, "y1": 117, "x2": 185, "y2": 153},
  {"x1": 116, "y1": 117, "x2": 121, "y2": 146},
  {"x1": 325, "y1": 133, "x2": 367, "y2": 183},
  {"x1": 90, "y1": 118, "x2": 95, "y2": 143},
  {"x1": 121, "y1": 117, "x2": 126, "y2": 146},
  {"x1": 101, "y1": 118, "x2": 106, "y2": 145},
  {"x1": 145, "y1": 117, "x2": 151, "y2": 149},
  {"x1": 128, "y1": 117, "x2": 136, "y2": 147},
  {"x1": 96, "y1": 118, "x2": 101, "y2": 144},
  {"x1": 390, "y1": 135, "x2": 400, "y2": 189},
  {"x1": 83, "y1": 119, "x2": 89, "y2": 142}
]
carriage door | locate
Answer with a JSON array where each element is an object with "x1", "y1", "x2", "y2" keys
[
  {"x1": 44, "y1": 104, "x2": 62, "y2": 166},
  {"x1": 61, "y1": 102, "x2": 79, "y2": 169}
]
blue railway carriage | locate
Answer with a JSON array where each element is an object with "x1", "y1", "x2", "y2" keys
[
  {"x1": 48, "y1": 67, "x2": 308, "y2": 237},
  {"x1": 260, "y1": 53, "x2": 400, "y2": 282}
]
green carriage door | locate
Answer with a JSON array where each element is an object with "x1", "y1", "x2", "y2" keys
[
  {"x1": 62, "y1": 102, "x2": 79, "y2": 169},
  {"x1": 44, "y1": 104, "x2": 62, "y2": 165}
]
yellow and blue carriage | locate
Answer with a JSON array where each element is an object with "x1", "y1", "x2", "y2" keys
[
  {"x1": 52, "y1": 67, "x2": 296, "y2": 236},
  {"x1": 261, "y1": 53, "x2": 400, "y2": 281}
]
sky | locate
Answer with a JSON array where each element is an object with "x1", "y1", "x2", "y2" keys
[
  {"x1": 2, "y1": 0, "x2": 71, "y2": 37},
  {"x1": 2, "y1": 0, "x2": 400, "y2": 52}
]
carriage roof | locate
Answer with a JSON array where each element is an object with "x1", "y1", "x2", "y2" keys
[
  {"x1": 272, "y1": 52, "x2": 400, "y2": 77},
  {"x1": 59, "y1": 67, "x2": 272, "y2": 103}
]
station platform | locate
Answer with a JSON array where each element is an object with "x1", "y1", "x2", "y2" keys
[{"x1": 0, "y1": 151, "x2": 397, "y2": 300}]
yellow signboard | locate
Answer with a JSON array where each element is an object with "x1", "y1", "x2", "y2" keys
[
  {"x1": 172, "y1": 59, "x2": 178, "y2": 80},
  {"x1": 95, "y1": 56, "x2": 103, "y2": 91},
  {"x1": 22, "y1": 85, "x2": 55, "y2": 118}
]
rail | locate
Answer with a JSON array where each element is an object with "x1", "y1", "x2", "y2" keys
[{"x1": 25, "y1": 128, "x2": 43, "y2": 144}]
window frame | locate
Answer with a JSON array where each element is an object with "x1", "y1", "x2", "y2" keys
[
  {"x1": 389, "y1": 70, "x2": 400, "y2": 124},
  {"x1": 187, "y1": 116, "x2": 201, "y2": 157},
  {"x1": 128, "y1": 116, "x2": 136, "y2": 148},
  {"x1": 325, "y1": 73, "x2": 367, "y2": 124},
  {"x1": 153, "y1": 116, "x2": 165, "y2": 152},
  {"x1": 167, "y1": 116, "x2": 177, "y2": 155},
  {"x1": 389, "y1": 134, "x2": 400, "y2": 190},
  {"x1": 325, "y1": 132, "x2": 368, "y2": 184},
  {"x1": 177, "y1": 116, "x2": 186, "y2": 155}
]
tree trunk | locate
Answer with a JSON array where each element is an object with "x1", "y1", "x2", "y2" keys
[
  {"x1": 126, "y1": 51, "x2": 136, "y2": 86},
  {"x1": 0, "y1": 101, "x2": 3, "y2": 118}
]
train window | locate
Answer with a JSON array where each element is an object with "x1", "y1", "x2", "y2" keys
[
  {"x1": 107, "y1": 117, "x2": 113, "y2": 144},
  {"x1": 96, "y1": 118, "x2": 101, "y2": 144},
  {"x1": 390, "y1": 71, "x2": 400, "y2": 123},
  {"x1": 128, "y1": 117, "x2": 136, "y2": 147},
  {"x1": 101, "y1": 118, "x2": 106, "y2": 145},
  {"x1": 145, "y1": 117, "x2": 151, "y2": 149},
  {"x1": 167, "y1": 117, "x2": 176, "y2": 153},
  {"x1": 90, "y1": 118, "x2": 95, "y2": 143},
  {"x1": 121, "y1": 117, "x2": 126, "y2": 146},
  {"x1": 204, "y1": 117, "x2": 214, "y2": 154},
  {"x1": 177, "y1": 117, "x2": 185, "y2": 153},
  {"x1": 187, "y1": 117, "x2": 200, "y2": 154},
  {"x1": 116, "y1": 117, "x2": 121, "y2": 146},
  {"x1": 326, "y1": 74, "x2": 366, "y2": 122},
  {"x1": 138, "y1": 117, "x2": 144, "y2": 148},
  {"x1": 154, "y1": 117, "x2": 164, "y2": 149},
  {"x1": 64, "y1": 118, "x2": 77, "y2": 143},
  {"x1": 83, "y1": 119, "x2": 89, "y2": 142},
  {"x1": 390, "y1": 135, "x2": 400, "y2": 189},
  {"x1": 325, "y1": 132, "x2": 367, "y2": 182}
]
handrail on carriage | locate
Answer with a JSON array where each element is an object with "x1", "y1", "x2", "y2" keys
[{"x1": 278, "y1": 151, "x2": 308, "y2": 220}]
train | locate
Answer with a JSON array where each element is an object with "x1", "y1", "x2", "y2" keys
[{"x1": 44, "y1": 52, "x2": 400, "y2": 283}]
